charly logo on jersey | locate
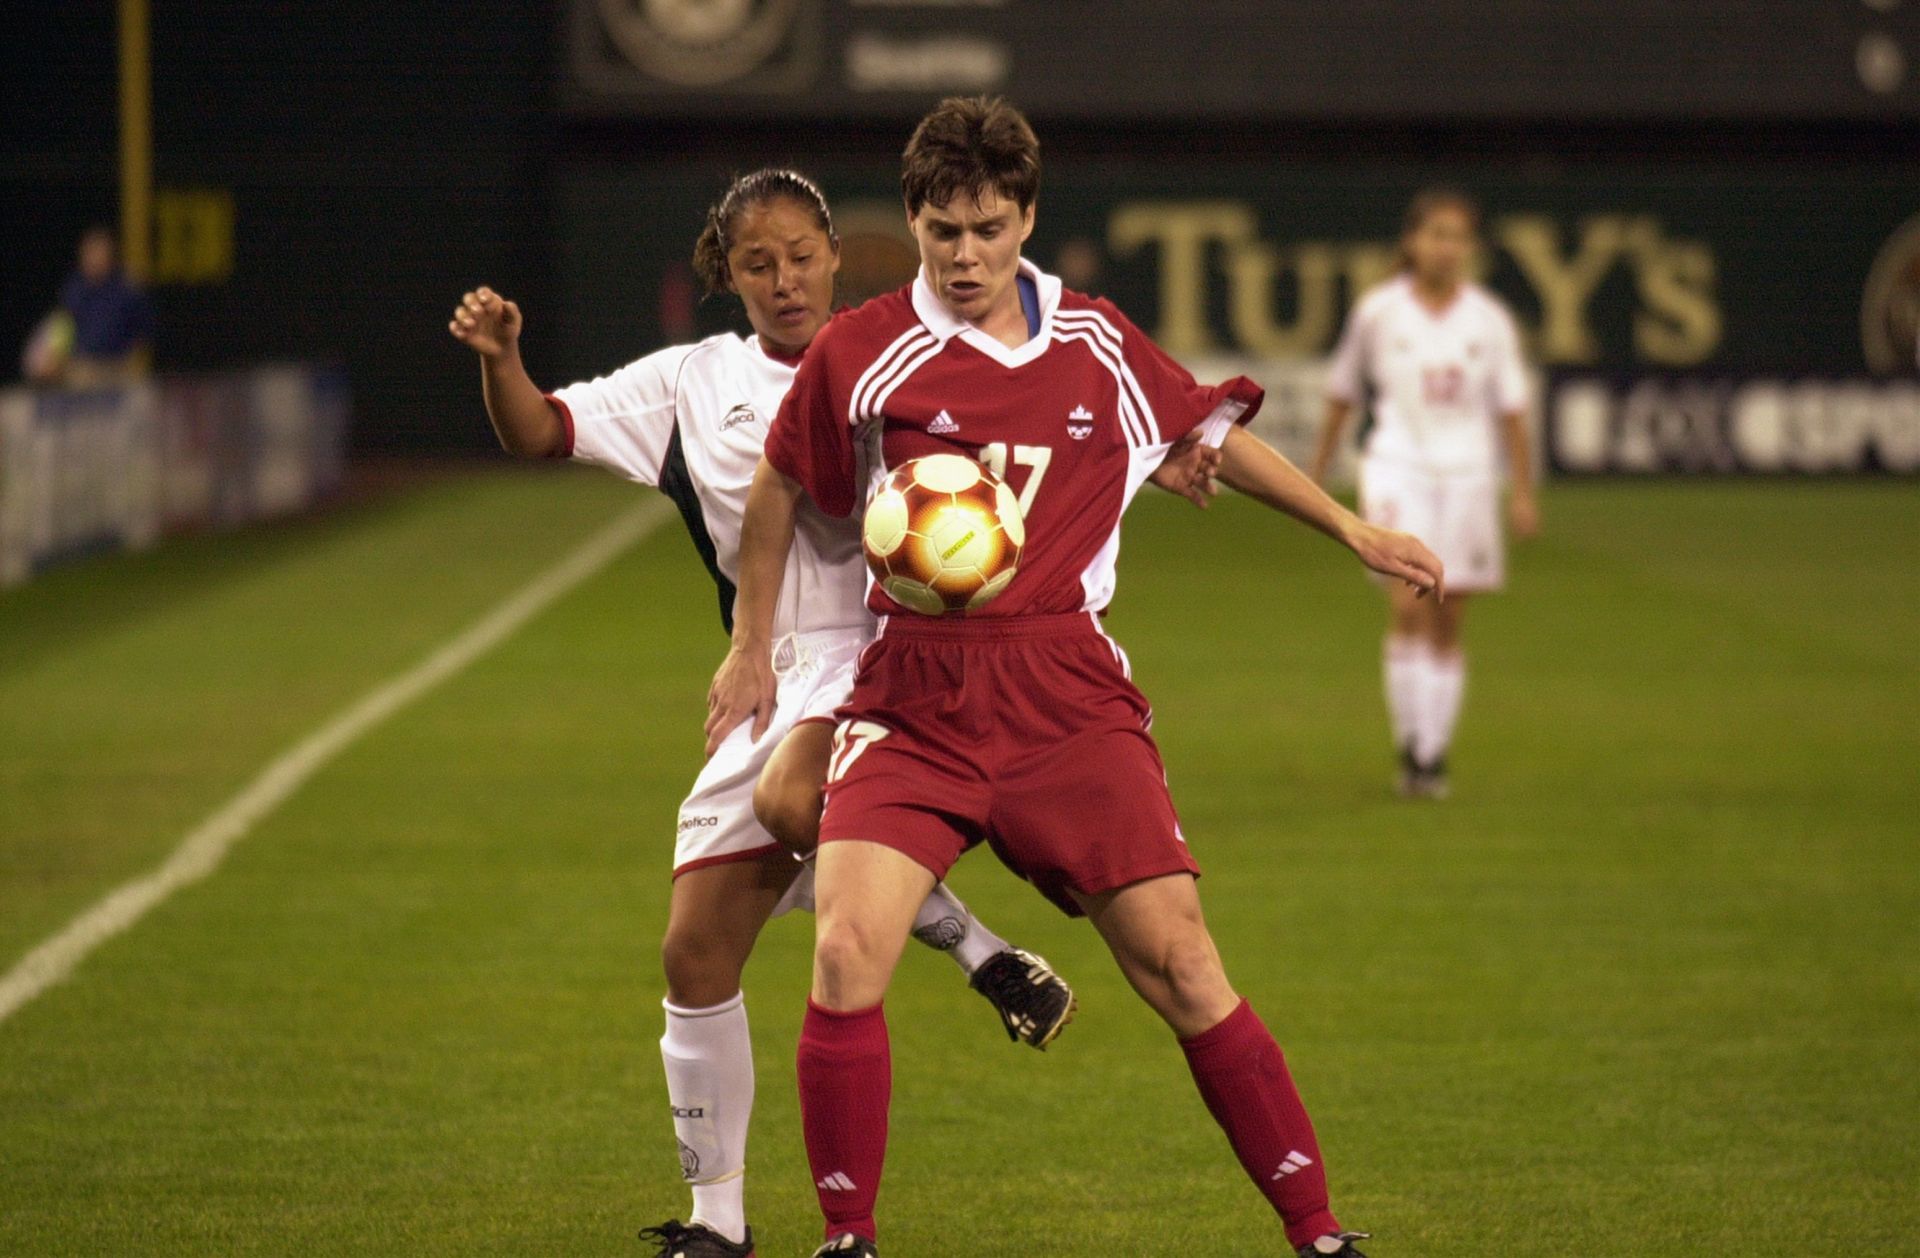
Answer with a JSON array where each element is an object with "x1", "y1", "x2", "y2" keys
[
  {"x1": 719, "y1": 402, "x2": 758, "y2": 432},
  {"x1": 928, "y1": 409, "x2": 960, "y2": 435},
  {"x1": 1067, "y1": 404, "x2": 1095, "y2": 440}
]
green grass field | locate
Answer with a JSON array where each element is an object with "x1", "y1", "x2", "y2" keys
[{"x1": 2, "y1": 467, "x2": 1915, "y2": 1256}]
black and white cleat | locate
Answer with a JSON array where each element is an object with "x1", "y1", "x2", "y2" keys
[
  {"x1": 1396, "y1": 743, "x2": 1423, "y2": 799},
  {"x1": 969, "y1": 947, "x2": 1078, "y2": 1050},
  {"x1": 637, "y1": 1219, "x2": 754, "y2": 1258},
  {"x1": 1297, "y1": 1230, "x2": 1371, "y2": 1257}
]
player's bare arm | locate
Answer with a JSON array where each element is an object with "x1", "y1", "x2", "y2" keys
[
  {"x1": 1149, "y1": 432, "x2": 1224, "y2": 508},
  {"x1": 447, "y1": 286, "x2": 566, "y2": 458},
  {"x1": 1309, "y1": 398, "x2": 1354, "y2": 486},
  {"x1": 1216, "y1": 423, "x2": 1445, "y2": 599},
  {"x1": 704, "y1": 456, "x2": 798, "y2": 756},
  {"x1": 1501, "y1": 408, "x2": 1540, "y2": 538}
]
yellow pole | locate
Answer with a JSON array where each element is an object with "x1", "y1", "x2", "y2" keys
[{"x1": 118, "y1": 0, "x2": 151, "y2": 282}]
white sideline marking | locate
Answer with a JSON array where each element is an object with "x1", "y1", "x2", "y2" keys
[{"x1": 0, "y1": 499, "x2": 672, "y2": 1026}]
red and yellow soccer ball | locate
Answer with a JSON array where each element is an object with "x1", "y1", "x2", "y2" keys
[{"x1": 862, "y1": 454, "x2": 1024, "y2": 614}]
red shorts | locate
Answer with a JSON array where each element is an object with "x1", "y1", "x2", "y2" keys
[{"x1": 817, "y1": 611, "x2": 1199, "y2": 916}]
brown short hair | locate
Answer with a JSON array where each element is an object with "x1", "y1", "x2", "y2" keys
[{"x1": 900, "y1": 96, "x2": 1041, "y2": 217}]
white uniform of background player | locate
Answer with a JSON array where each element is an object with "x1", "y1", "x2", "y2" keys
[
  {"x1": 1318, "y1": 195, "x2": 1538, "y2": 797},
  {"x1": 1327, "y1": 274, "x2": 1527, "y2": 594}
]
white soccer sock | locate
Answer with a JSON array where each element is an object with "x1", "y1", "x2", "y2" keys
[
  {"x1": 1383, "y1": 634, "x2": 1425, "y2": 754},
  {"x1": 910, "y1": 881, "x2": 1009, "y2": 976},
  {"x1": 1416, "y1": 648, "x2": 1466, "y2": 768},
  {"x1": 660, "y1": 993, "x2": 754, "y2": 1244}
]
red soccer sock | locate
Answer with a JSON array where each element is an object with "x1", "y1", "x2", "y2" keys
[
  {"x1": 1181, "y1": 999, "x2": 1342, "y2": 1249},
  {"x1": 797, "y1": 999, "x2": 891, "y2": 1242}
]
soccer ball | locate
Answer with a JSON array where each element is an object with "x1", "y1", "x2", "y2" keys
[{"x1": 862, "y1": 454, "x2": 1024, "y2": 614}]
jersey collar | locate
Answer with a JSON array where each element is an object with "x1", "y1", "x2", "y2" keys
[
  {"x1": 1400, "y1": 272, "x2": 1468, "y2": 320},
  {"x1": 751, "y1": 333, "x2": 806, "y2": 368},
  {"x1": 911, "y1": 257, "x2": 1063, "y2": 369}
]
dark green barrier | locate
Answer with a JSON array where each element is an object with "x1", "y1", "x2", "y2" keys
[{"x1": 555, "y1": 161, "x2": 1920, "y2": 394}]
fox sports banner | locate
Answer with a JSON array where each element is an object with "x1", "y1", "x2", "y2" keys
[{"x1": 1547, "y1": 374, "x2": 1920, "y2": 475}]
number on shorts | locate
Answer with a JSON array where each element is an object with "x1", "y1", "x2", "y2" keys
[
  {"x1": 827, "y1": 720, "x2": 891, "y2": 784},
  {"x1": 978, "y1": 442, "x2": 1052, "y2": 515}
]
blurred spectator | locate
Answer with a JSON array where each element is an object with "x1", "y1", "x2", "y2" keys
[{"x1": 29, "y1": 226, "x2": 155, "y2": 388}]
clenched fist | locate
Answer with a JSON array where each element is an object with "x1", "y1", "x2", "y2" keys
[{"x1": 448, "y1": 287, "x2": 522, "y2": 360}]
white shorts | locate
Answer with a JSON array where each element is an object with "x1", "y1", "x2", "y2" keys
[
  {"x1": 1359, "y1": 456, "x2": 1505, "y2": 593},
  {"x1": 672, "y1": 625, "x2": 871, "y2": 894}
]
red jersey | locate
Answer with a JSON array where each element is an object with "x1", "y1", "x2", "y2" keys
[{"x1": 765, "y1": 260, "x2": 1263, "y2": 618}]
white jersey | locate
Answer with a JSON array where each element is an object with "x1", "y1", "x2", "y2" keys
[
  {"x1": 1325, "y1": 275, "x2": 1528, "y2": 475},
  {"x1": 548, "y1": 331, "x2": 869, "y2": 640}
]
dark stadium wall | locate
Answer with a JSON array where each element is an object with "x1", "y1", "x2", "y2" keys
[
  {"x1": 2, "y1": 6, "x2": 122, "y2": 394},
  {"x1": 552, "y1": 157, "x2": 1920, "y2": 385},
  {"x1": 2, "y1": 2, "x2": 559, "y2": 456},
  {"x1": 5, "y1": 3, "x2": 1916, "y2": 456}
]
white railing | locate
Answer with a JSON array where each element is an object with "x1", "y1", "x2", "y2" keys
[{"x1": 0, "y1": 365, "x2": 350, "y2": 589}]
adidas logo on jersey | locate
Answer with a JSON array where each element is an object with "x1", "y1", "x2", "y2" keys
[
  {"x1": 928, "y1": 410, "x2": 960, "y2": 434},
  {"x1": 1271, "y1": 1150, "x2": 1315, "y2": 1180},
  {"x1": 817, "y1": 1171, "x2": 858, "y2": 1192},
  {"x1": 1067, "y1": 404, "x2": 1094, "y2": 440}
]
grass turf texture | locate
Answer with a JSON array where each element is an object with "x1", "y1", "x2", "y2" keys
[{"x1": 1, "y1": 468, "x2": 1914, "y2": 1255}]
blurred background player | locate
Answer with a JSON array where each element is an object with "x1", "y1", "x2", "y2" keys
[
  {"x1": 448, "y1": 168, "x2": 1080, "y2": 1258},
  {"x1": 1311, "y1": 187, "x2": 1539, "y2": 799},
  {"x1": 25, "y1": 225, "x2": 154, "y2": 388}
]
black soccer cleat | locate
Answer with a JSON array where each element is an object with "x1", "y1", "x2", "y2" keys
[
  {"x1": 1297, "y1": 1230, "x2": 1371, "y2": 1257},
  {"x1": 1397, "y1": 743, "x2": 1449, "y2": 800},
  {"x1": 810, "y1": 1234, "x2": 878, "y2": 1258},
  {"x1": 638, "y1": 1219, "x2": 754, "y2": 1258},
  {"x1": 969, "y1": 947, "x2": 1077, "y2": 1049},
  {"x1": 1395, "y1": 742, "x2": 1423, "y2": 798}
]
